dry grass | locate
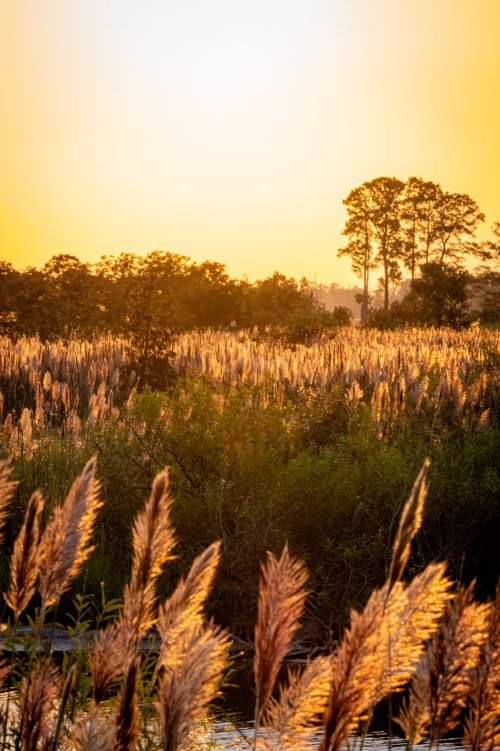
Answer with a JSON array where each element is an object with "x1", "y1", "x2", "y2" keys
[
  {"x1": 0, "y1": 457, "x2": 498, "y2": 751},
  {"x1": 396, "y1": 582, "x2": 490, "y2": 748},
  {"x1": 4, "y1": 491, "x2": 44, "y2": 621},
  {"x1": 253, "y1": 546, "x2": 308, "y2": 722},
  {"x1": 157, "y1": 540, "x2": 221, "y2": 673},
  {"x1": 463, "y1": 582, "x2": 500, "y2": 751},
  {"x1": 0, "y1": 326, "x2": 498, "y2": 459},
  {"x1": 0, "y1": 460, "x2": 16, "y2": 544},
  {"x1": 121, "y1": 468, "x2": 176, "y2": 654},
  {"x1": 156, "y1": 624, "x2": 230, "y2": 751},
  {"x1": 38, "y1": 456, "x2": 102, "y2": 608}
]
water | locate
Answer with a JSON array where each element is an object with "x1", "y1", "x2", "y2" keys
[
  {"x1": 0, "y1": 690, "x2": 463, "y2": 750},
  {"x1": 192, "y1": 721, "x2": 463, "y2": 751}
]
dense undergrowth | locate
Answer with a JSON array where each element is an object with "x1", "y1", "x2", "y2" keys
[
  {"x1": 0, "y1": 456, "x2": 499, "y2": 751},
  {"x1": 1, "y1": 333, "x2": 499, "y2": 639}
]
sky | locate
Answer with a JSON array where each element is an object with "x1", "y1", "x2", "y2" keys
[{"x1": 1, "y1": 0, "x2": 500, "y2": 285}]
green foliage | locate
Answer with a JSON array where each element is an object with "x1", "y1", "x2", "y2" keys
[
  {"x1": 339, "y1": 175, "x2": 487, "y2": 318},
  {"x1": 392, "y1": 262, "x2": 471, "y2": 328},
  {"x1": 4, "y1": 369, "x2": 498, "y2": 641},
  {"x1": 0, "y1": 253, "x2": 328, "y2": 355}
]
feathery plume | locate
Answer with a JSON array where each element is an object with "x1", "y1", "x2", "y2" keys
[
  {"x1": 319, "y1": 587, "x2": 386, "y2": 751},
  {"x1": 18, "y1": 662, "x2": 60, "y2": 751},
  {"x1": 396, "y1": 583, "x2": 490, "y2": 748},
  {"x1": 387, "y1": 458, "x2": 430, "y2": 591},
  {"x1": 113, "y1": 657, "x2": 140, "y2": 751},
  {"x1": 5, "y1": 491, "x2": 44, "y2": 620},
  {"x1": 254, "y1": 546, "x2": 308, "y2": 720},
  {"x1": 156, "y1": 624, "x2": 229, "y2": 751},
  {"x1": 121, "y1": 469, "x2": 176, "y2": 651},
  {"x1": 68, "y1": 702, "x2": 115, "y2": 751},
  {"x1": 38, "y1": 456, "x2": 102, "y2": 607},
  {"x1": 157, "y1": 540, "x2": 221, "y2": 672},
  {"x1": 262, "y1": 656, "x2": 332, "y2": 751},
  {"x1": 370, "y1": 563, "x2": 452, "y2": 705},
  {"x1": 320, "y1": 563, "x2": 451, "y2": 751},
  {"x1": 463, "y1": 581, "x2": 500, "y2": 751},
  {"x1": 90, "y1": 622, "x2": 127, "y2": 704},
  {"x1": 0, "y1": 460, "x2": 17, "y2": 545}
]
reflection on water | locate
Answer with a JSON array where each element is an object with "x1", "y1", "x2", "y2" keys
[
  {"x1": 1, "y1": 690, "x2": 462, "y2": 751},
  {"x1": 195, "y1": 721, "x2": 463, "y2": 751}
]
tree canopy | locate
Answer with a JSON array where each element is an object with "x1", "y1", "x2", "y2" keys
[{"x1": 339, "y1": 175, "x2": 486, "y2": 319}]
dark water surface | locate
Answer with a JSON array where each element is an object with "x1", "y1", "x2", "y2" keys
[{"x1": 194, "y1": 722, "x2": 462, "y2": 751}]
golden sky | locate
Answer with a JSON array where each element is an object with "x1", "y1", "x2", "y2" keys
[{"x1": 1, "y1": 0, "x2": 499, "y2": 285}]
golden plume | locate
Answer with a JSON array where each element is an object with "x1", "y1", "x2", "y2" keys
[
  {"x1": 396, "y1": 583, "x2": 490, "y2": 748},
  {"x1": 387, "y1": 458, "x2": 430, "y2": 591},
  {"x1": 262, "y1": 655, "x2": 332, "y2": 751},
  {"x1": 463, "y1": 581, "x2": 500, "y2": 751},
  {"x1": 156, "y1": 623, "x2": 229, "y2": 751},
  {"x1": 0, "y1": 459, "x2": 17, "y2": 545},
  {"x1": 121, "y1": 469, "x2": 176, "y2": 651},
  {"x1": 38, "y1": 456, "x2": 102, "y2": 607},
  {"x1": 5, "y1": 490, "x2": 44, "y2": 620},
  {"x1": 157, "y1": 540, "x2": 221, "y2": 672},
  {"x1": 253, "y1": 546, "x2": 308, "y2": 721},
  {"x1": 18, "y1": 662, "x2": 60, "y2": 751},
  {"x1": 113, "y1": 657, "x2": 141, "y2": 751}
]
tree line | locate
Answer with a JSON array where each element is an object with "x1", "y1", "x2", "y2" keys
[
  {"x1": 0, "y1": 252, "x2": 353, "y2": 369},
  {"x1": 339, "y1": 176, "x2": 499, "y2": 322}
]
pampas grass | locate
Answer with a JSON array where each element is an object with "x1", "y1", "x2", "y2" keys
[
  {"x1": 113, "y1": 657, "x2": 140, "y2": 751},
  {"x1": 156, "y1": 624, "x2": 230, "y2": 751},
  {"x1": 463, "y1": 582, "x2": 500, "y2": 751},
  {"x1": 121, "y1": 469, "x2": 176, "y2": 654},
  {"x1": 253, "y1": 546, "x2": 308, "y2": 723},
  {"x1": 387, "y1": 458, "x2": 430, "y2": 591},
  {"x1": 5, "y1": 491, "x2": 44, "y2": 621},
  {"x1": 319, "y1": 461, "x2": 452, "y2": 751},
  {"x1": 261, "y1": 656, "x2": 332, "y2": 751},
  {"x1": 157, "y1": 540, "x2": 221, "y2": 673},
  {"x1": 90, "y1": 622, "x2": 126, "y2": 704},
  {"x1": 69, "y1": 703, "x2": 114, "y2": 751},
  {"x1": 0, "y1": 456, "x2": 498, "y2": 751},
  {"x1": 38, "y1": 456, "x2": 102, "y2": 608},
  {"x1": 0, "y1": 460, "x2": 16, "y2": 544},
  {"x1": 18, "y1": 663, "x2": 60, "y2": 751},
  {"x1": 397, "y1": 583, "x2": 491, "y2": 749}
]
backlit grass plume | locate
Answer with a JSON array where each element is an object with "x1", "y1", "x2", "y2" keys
[
  {"x1": 463, "y1": 582, "x2": 500, "y2": 751},
  {"x1": 5, "y1": 490, "x2": 44, "y2": 621},
  {"x1": 319, "y1": 460, "x2": 451, "y2": 751},
  {"x1": 387, "y1": 457, "x2": 430, "y2": 591},
  {"x1": 0, "y1": 460, "x2": 16, "y2": 544},
  {"x1": 156, "y1": 623, "x2": 230, "y2": 751},
  {"x1": 253, "y1": 545, "x2": 308, "y2": 723},
  {"x1": 319, "y1": 587, "x2": 389, "y2": 751},
  {"x1": 121, "y1": 469, "x2": 176, "y2": 651},
  {"x1": 396, "y1": 582, "x2": 490, "y2": 748},
  {"x1": 157, "y1": 540, "x2": 221, "y2": 672},
  {"x1": 369, "y1": 563, "x2": 452, "y2": 705},
  {"x1": 69, "y1": 702, "x2": 115, "y2": 751},
  {"x1": 0, "y1": 454, "x2": 498, "y2": 751},
  {"x1": 90, "y1": 622, "x2": 127, "y2": 704},
  {"x1": 262, "y1": 655, "x2": 332, "y2": 751},
  {"x1": 18, "y1": 662, "x2": 60, "y2": 751},
  {"x1": 38, "y1": 455, "x2": 102, "y2": 607},
  {"x1": 113, "y1": 657, "x2": 141, "y2": 751}
]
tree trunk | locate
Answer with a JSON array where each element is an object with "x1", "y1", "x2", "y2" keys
[{"x1": 384, "y1": 262, "x2": 389, "y2": 311}]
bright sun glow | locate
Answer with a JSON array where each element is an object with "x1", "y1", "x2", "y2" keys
[{"x1": 1, "y1": 0, "x2": 499, "y2": 283}]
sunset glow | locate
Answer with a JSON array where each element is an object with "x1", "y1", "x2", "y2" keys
[{"x1": 1, "y1": 0, "x2": 499, "y2": 284}]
